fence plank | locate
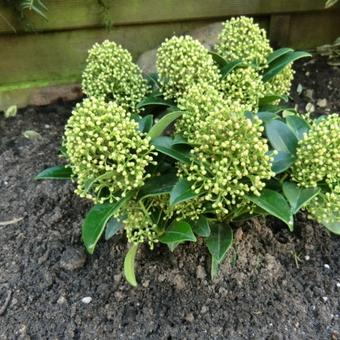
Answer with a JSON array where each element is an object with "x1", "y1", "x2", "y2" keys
[{"x1": 0, "y1": 0, "x2": 338, "y2": 34}]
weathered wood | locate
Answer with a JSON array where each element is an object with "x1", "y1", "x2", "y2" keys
[
  {"x1": 270, "y1": 15, "x2": 292, "y2": 48},
  {"x1": 0, "y1": 21, "x2": 210, "y2": 87},
  {"x1": 0, "y1": 0, "x2": 338, "y2": 34}
]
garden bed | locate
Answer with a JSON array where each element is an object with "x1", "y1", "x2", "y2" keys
[{"x1": 0, "y1": 57, "x2": 339, "y2": 339}]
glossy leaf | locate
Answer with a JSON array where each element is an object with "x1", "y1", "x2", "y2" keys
[
  {"x1": 191, "y1": 216, "x2": 211, "y2": 237},
  {"x1": 205, "y1": 224, "x2": 233, "y2": 263},
  {"x1": 139, "y1": 115, "x2": 153, "y2": 133},
  {"x1": 35, "y1": 165, "x2": 72, "y2": 180},
  {"x1": 137, "y1": 96, "x2": 174, "y2": 109},
  {"x1": 258, "y1": 104, "x2": 286, "y2": 113},
  {"x1": 271, "y1": 151, "x2": 296, "y2": 174},
  {"x1": 147, "y1": 110, "x2": 183, "y2": 139},
  {"x1": 259, "y1": 94, "x2": 289, "y2": 106},
  {"x1": 263, "y1": 51, "x2": 311, "y2": 82},
  {"x1": 159, "y1": 220, "x2": 196, "y2": 244},
  {"x1": 265, "y1": 120, "x2": 298, "y2": 154},
  {"x1": 124, "y1": 244, "x2": 138, "y2": 287},
  {"x1": 170, "y1": 178, "x2": 198, "y2": 206},
  {"x1": 82, "y1": 193, "x2": 133, "y2": 254},
  {"x1": 151, "y1": 136, "x2": 191, "y2": 163},
  {"x1": 145, "y1": 72, "x2": 160, "y2": 89},
  {"x1": 257, "y1": 111, "x2": 280, "y2": 123},
  {"x1": 138, "y1": 173, "x2": 178, "y2": 200},
  {"x1": 323, "y1": 221, "x2": 340, "y2": 235},
  {"x1": 286, "y1": 115, "x2": 310, "y2": 140},
  {"x1": 221, "y1": 60, "x2": 244, "y2": 79},
  {"x1": 282, "y1": 182, "x2": 320, "y2": 214},
  {"x1": 209, "y1": 51, "x2": 227, "y2": 69},
  {"x1": 104, "y1": 217, "x2": 123, "y2": 240},
  {"x1": 267, "y1": 48, "x2": 294, "y2": 64},
  {"x1": 246, "y1": 189, "x2": 294, "y2": 230}
]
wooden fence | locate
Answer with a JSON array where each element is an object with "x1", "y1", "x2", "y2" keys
[{"x1": 0, "y1": 0, "x2": 339, "y2": 110}]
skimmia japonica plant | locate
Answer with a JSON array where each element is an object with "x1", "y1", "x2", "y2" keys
[{"x1": 36, "y1": 17, "x2": 340, "y2": 286}]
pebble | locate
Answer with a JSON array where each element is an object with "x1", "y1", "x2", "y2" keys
[
  {"x1": 305, "y1": 88, "x2": 314, "y2": 100},
  {"x1": 296, "y1": 83, "x2": 304, "y2": 95},
  {"x1": 196, "y1": 265, "x2": 207, "y2": 280},
  {"x1": 324, "y1": 264, "x2": 330, "y2": 269},
  {"x1": 305, "y1": 255, "x2": 310, "y2": 261},
  {"x1": 59, "y1": 247, "x2": 86, "y2": 271},
  {"x1": 57, "y1": 296, "x2": 66, "y2": 305},
  {"x1": 305, "y1": 103, "x2": 315, "y2": 113},
  {"x1": 185, "y1": 312, "x2": 194, "y2": 322},
  {"x1": 322, "y1": 296, "x2": 328, "y2": 302},
  {"x1": 317, "y1": 98, "x2": 327, "y2": 108},
  {"x1": 336, "y1": 282, "x2": 340, "y2": 288},
  {"x1": 81, "y1": 296, "x2": 92, "y2": 304}
]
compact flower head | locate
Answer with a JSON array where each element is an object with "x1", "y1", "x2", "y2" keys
[
  {"x1": 215, "y1": 16, "x2": 272, "y2": 69},
  {"x1": 156, "y1": 35, "x2": 220, "y2": 101},
  {"x1": 82, "y1": 40, "x2": 149, "y2": 113},
  {"x1": 264, "y1": 65, "x2": 295, "y2": 97},
  {"x1": 292, "y1": 114, "x2": 340, "y2": 188},
  {"x1": 220, "y1": 66, "x2": 265, "y2": 112},
  {"x1": 179, "y1": 108, "x2": 275, "y2": 216},
  {"x1": 64, "y1": 97, "x2": 157, "y2": 204}
]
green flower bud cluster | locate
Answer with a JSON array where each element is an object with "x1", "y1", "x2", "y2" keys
[
  {"x1": 64, "y1": 97, "x2": 157, "y2": 204},
  {"x1": 123, "y1": 198, "x2": 164, "y2": 249},
  {"x1": 220, "y1": 66, "x2": 265, "y2": 112},
  {"x1": 292, "y1": 114, "x2": 340, "y2": 188},
  {"x1": 306, "y1": 187, "x2": 340, "y2": 225},
  {"x1": 176, "y1": 83, "x2": 228, "y2": 139},
  {"x1": 264, "y1": 65, "x2": 295, "y2": 98},
  {"x1": 215, "y1": 16, "x2": 272, "y2": 69},
  {"x1": 179, "y1": 112, "x2": 274, "y2": 215},
  {"x1": 156, "y1": 36, "x2": 220, "y2": 101},
  {"x1": 82, "y1": 40, "x2": 149, "y2": 113}
]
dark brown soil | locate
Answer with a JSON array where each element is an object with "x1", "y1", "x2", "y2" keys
[{"x1": 0, "y1": 58, "x2": 339, "y2": 340}]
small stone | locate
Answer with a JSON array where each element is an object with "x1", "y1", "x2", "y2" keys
[
  {"x1": 201, "y1": 306, "x2": 208, "y2": 313},
  {"x1": 324, "y1": 264, "x2": 330, "y2": 269},
  {"x1": 336, "y1": 282, "x2": 340, "y2": 288},
  {"x1": 142, "y1": 280, "x2": 150, "y2": 288},
  {"x1": 173, "y1": 274, "x2": 185, "y2": 290},
  {"x1": 196, "y1": 265, "x2": 206, "y2": 280},
  {"x1": 305, "y1": 255, "x2": 310, "y2": 261},
  {"x1": 185, "y1": 312, "x2": 194, "y2": 322},
  {"x1": 322, "y1": 296, "x2": 328, "y2": 302},
  {"x1": 81, "y1": 296, "x2": 92, "y2": 304},
  {"x1": 57, "y1": 296, "x2": 66, "y2": 305},
  {"x1": 305, "y1": 102, "x2": 315, "y2": 113},
  {"x1": 316, "y1": 98, "x2": 327, "y2": 108},
  {"x1": 296, "y1": 83, "x2": 304, "y2": 95},
  {"x1": 305, "y1": 71, "x2": 310, "y2": 76},
  {"x1": 60, "y1": 247, "x2": 86, "y2": 271},
  {"x1": 304, "y1": 88, "x2": 314, "y2": 100}
]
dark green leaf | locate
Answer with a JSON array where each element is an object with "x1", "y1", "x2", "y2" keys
[
  {"x1": 263, "y1": 51, "x2": 312, "y2": 82},
  {"x1": 205, "y1": 223, "x2": 233, "y2": 263},
  {"x1": 271, "y1": 151, "x2": 296, "y2": 174},
  {"x1": 139, "y1": 115, "x2": 153, "y2": 133},
  {"x1": 82, "y1": 193, "x2": 133, "y2": 254},
  {"x1": 257, "y1": 111, "x2": 280, "y2": 123},
  {"x1": 265, "y1": 120, "x2": 298, "y2": 154},
  {"x1": 173, "y1": 135, "x2": 188, "y2": 145},
  {"x1": 104, "y1": 217, "x2": 123, "y2": 240},
  {"x1": 211, "y1": 257, "x2": 219, "y2": 279},
  {"x1": 246, "y1": 189, "x2": 294, "y2": 230},
  {"x1": 124, "y1": 244, "x2": 138, "y2": 287},
  {"x1": 286, "y1": 115, "x2": 310, "y2": 140},
  {"x1": 151, "y1": 136, "x2": 191, "y2": 163},
  {"x1": 191, "y1": 216, "x2": 211, "y2": 237},
  {"x1": 35, "y1": 165, "x2": 72, "y2": 180},
  {"x1": 282, "y1": 182, "x2": 320, "y2": 214},
  {"x1": 137, "y1": 96, "x2": 175, "y2": 109},
  {"x1": 170, "y1": 178, "x2": 198, "y2": 206},
  {"x1": 159, "y1": 220, "x2": 196, "y2": 244},
  {"x1": 209, "y1": 51, "x2": 227, "y2": 69},
  {"x1": 221, "y1": 60, "x2": 244, "y2": 79},
  {"x1": 267, "y1": 48, "x2": 294, "y2": 64},
  {"x1": 138, "y1": 173, "x2": 178, "y2": 200},
  {"x1": 259, "y1": 94, "x2": 289, "y2": 106},
  {"x1": 258, "y1": 104, "x2": 286, "y2": 113},
  {"x1": 145, "y1": 72, "x2": 160, "y2": 89},
  {"x1": 147, "y1": 110, "x2": 183, "y2": 139}
]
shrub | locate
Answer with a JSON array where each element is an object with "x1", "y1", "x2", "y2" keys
[{"x1": 37, "y1": 16, "x2": 338, "y2": 287}]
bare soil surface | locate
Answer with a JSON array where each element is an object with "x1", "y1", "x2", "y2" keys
[{"x1": 0, "y1": 57, "x2": 339, "y2": 339}]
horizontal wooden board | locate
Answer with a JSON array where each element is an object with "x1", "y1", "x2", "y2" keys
[
  {"x1": 0, "y1": 21, "x2": 214, "y2": 87},
  {"x1": 0, "y1": 0, "x2": 338, "y2": 33}
]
